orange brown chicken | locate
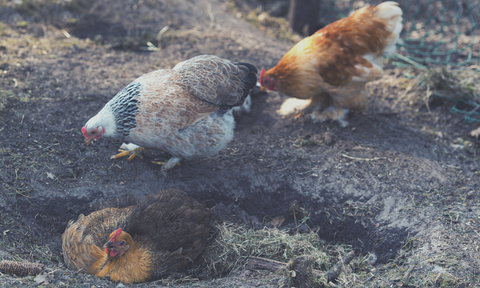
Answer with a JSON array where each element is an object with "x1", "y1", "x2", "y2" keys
[
  {"x1": 259, "y1": 1, "x2": 403, "y2": 127},
  {"x1": 82, "y1": 55, "x2": 257, "y2": 171},
  {"x1": 62, "y1": 189, "x2": 211, "y2": 284}
]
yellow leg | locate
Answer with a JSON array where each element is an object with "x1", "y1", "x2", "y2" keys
[
  {"x1": 110, "y1": 144, "x2": 144, "y2": 161},
  {"x1": 311, "y1": 107, "x2": 349, "y2": 127},
  {"x1": 152, "y1": 157, "x2": 182, "y2": 171},
  {"x1": 151, "y1": 159, "x2": 181, "y2": 167},
  {"x1": 293, "y1": 112, "x2": 304, "y2": 119}
]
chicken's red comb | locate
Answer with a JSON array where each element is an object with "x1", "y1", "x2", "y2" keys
[
  {"x1": 81, "y1": 127, "x2": 88, "y2": 139},
  {"x1": 109, "y1": 228, "x2": 122, "y2": 242},
  {"x1": 259, "y1": 68, "x2": 266, "y2": 85}
]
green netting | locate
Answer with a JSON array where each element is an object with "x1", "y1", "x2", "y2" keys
[
  {"x1": 318, "y1": 0, "x2": 480, "y2": 70},
  {"x1": 434, "y1": 93, "x2": 480, "y2": 122}
]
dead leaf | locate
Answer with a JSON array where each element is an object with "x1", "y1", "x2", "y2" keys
[
  {"x1": 269, "y1": 217, "x2": 285, "y2": 228},
  {"x1": 470, "y1": 127, "x2": 480, "y2": 138},
  {"x1": 34, "y1": 273, "x2": 47, "y2": 284}
]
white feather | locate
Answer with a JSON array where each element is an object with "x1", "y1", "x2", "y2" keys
[
  {"x1": 232, "y1": 94, "x2": 251, "y2": 115},
  {"x1": 374, "y1": 1, "x2": 403, "y2": 57},
  {"x1": 84, "y1": 107, "x2": 118, "y2": 137},
  {"x1": 277, "y1": 98, "x2": 311, "y2": 117}
]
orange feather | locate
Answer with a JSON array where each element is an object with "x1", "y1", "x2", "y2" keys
[{"x1": 261, "y1": 2, "x2": 403, "y2": 126}]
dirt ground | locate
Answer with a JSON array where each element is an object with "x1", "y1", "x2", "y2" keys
[{"x1": 1, "y1": 0, "x2": 480, "y2": 287}]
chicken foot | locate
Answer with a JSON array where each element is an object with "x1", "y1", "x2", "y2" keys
[
  {"x1": 277, "y1": 94, "x2": 327, "y2": 119},
  {"x1": 152, "y1": 157, "x2": 182, "y2": 171},
  {"x1": 111, "y1": 143, "x2": 144, "y2": 161},
  {"x1": 311, "y1": 106, "x2": 349, "y2": 127}
]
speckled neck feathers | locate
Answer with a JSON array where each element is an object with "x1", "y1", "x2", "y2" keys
[{"x1": 105, "y1": 81, "x2": 141, "y2": 137}]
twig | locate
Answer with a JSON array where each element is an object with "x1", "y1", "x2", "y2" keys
[
  {"x1": 61, "y1": 29, "x2": 71, "y2": 38},
  {"x1": 139, "y1": 42, "x2": 159, "y2": 52},
  {"x1": 246, "y1": 250, "x2": 355, "y2": 282},
  {"x1": 402, "y1": 264, "x2": 415, "y2": 282},
  {"x1": 341, "y1": 154, "x2": 386, "y2": 161},
  {"x1": 324, "y1": 251, "x2": 356, "y2": 282},
  {"x1": 156, "y1": 25, "x2": 169, "y2": 50},
  {"x1": 363, "y1": 272, "x2": 378, "y2": 283},
  {"x1": 1, "y1": 179, "x2": 31, "y2": 198},
  {"x1": 207, "y1": 4, "x2": 215, "y2": 29},
  {"x1": 246, "y1": 257, "x2": 286, "y2": 272},
  {"x1": 442, "y1": 162, "x2": 460, "y2": 169}
]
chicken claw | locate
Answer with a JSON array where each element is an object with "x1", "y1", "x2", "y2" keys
[
  {"x1": 152, "y1": 157, "x2": 182, "y2": 171},
  {"x1": 111, "y1": 143, "x2": 144, "y2": 161},
  {"x1": 311, "y1": 107, "x2": 349, "y2": 127},
  {"x1": 293, "y1": 112, "x2": 304, "y2": 119}
]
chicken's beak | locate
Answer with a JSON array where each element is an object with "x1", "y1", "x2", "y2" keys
[
  {"x1": 85, "y1": 138, "x2": 93, "y2": 146},
  {"x1": 260, "y1": 86, "x2": 266, "y2": 92},
  {"x1": 104, "y1": 241, "x2": 115, "y2": 249}
]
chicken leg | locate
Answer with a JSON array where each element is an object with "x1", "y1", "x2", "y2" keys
[
  {"x1": 152, "y1": 157, "x2": 182, "y2": 171},
  {"x1": 310, "y1": 88, "x2": 368, "y2": 127},
  {"x1": 310, "y1": 106, "x2": 350, "y2": 127},
  {"x1": 111, "y1": 143, "x2": 144, "y2": 161},
  {"x1": 110, "y1": 143, "x2": 181, "y2": 171},
  {"x1": 278, "y1": 93, "x2": 327, "y2": 118}
]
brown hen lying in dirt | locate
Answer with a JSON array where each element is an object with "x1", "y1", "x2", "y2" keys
[{"x1": 62, "y1": 189, "x2": 211, "y2": 284}]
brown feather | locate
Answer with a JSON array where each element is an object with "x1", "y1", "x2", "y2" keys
[
  {"x1": 62, "y1": 189, "x2": 211, "y2": 284},
  {"x1": 261, "y1": 2, "x2": 402, "y2": 124}
]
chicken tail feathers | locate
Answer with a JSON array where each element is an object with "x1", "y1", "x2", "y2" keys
[
  {"x1": 374, "y1": 1, "x2": 403, "y2": 57},
  {"x1": 220, "y1": 62, "x2": 258, "y2": 112},
  {"x1": 236, "y1": 62, "x2": 258, "y2": 90}
]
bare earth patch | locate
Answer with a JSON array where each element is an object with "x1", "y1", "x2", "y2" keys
[{"x1": 0, "y1": 0, "x2": 480, "y2": 287}]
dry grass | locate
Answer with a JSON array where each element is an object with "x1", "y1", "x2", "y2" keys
[
  {"x1": 393, "y1": 66, "x2": 480, "y2": 111},
  {"x1": 200, "y1": 223, "x2": 333, "y2": 278},
  {"x1": 196, "y1": 222, "x2": 421, "y2": 287}
]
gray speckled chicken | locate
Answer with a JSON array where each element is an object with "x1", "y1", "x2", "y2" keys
[{"x1": 82, "y1": 55, "x2": 257, "y2": 170}]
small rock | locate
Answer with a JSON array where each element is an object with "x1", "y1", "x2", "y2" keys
[{"x1": 34, "y1": 273, "x2": 47, "y2": 284}]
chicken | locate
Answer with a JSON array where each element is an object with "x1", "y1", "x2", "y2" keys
[
  {"x1": 62, "y1": 189, "x2": 211, "y2": 284},
  {"x1": 82, "y1": 55, "x2": 257, "y2": 170},
  {"x1": 259, "y1": 1, "x2": 403, "y2": 127}
]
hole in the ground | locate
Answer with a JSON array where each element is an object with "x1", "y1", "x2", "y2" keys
[{"x1": 17, "y1": 179, "x2": 411, "y2": 266}]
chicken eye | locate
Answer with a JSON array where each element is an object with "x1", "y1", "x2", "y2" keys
[{"x1": 119, "y1": 241, "x2": 125, "y2": 246}]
